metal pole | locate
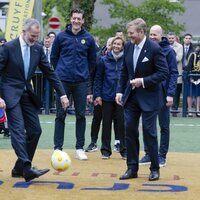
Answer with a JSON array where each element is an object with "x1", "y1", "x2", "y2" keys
[{"x1": 33, "y1": 0, "x2": 42, "y2": 41}]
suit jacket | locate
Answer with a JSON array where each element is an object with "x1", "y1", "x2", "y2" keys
[
  {"x1": 172, "y1": 41, "x2": 183, "y2": 84},
  {"x1": 117, "y1": 38, "x2": 169, "y2": 111},
  {"x1": 0, "y1": 38, "x2": 65, "y2": 109}
]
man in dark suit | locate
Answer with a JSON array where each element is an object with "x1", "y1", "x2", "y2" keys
[
  {"x1": 182, "y1": 33, "x2": 195, "y2": 116},
  {"x1": 0, "y1": 18, "x2": 69, "y2": 182},
  {"x1": 115, "y1": 18, "x2": 169, "y2": 181}
]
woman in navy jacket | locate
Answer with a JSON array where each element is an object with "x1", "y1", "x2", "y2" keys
[{"x1": 94, "y1": 36, "x2": 126, "y2": 159}]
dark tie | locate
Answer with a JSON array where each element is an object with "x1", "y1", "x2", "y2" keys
[
  {"x1": 23, "y1": 44, "x2": 30, "y2": 79},
  {"x1": 46, "y1": 48, "x2": 48, "y2": 57}
]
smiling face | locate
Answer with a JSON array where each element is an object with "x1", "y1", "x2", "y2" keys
[
  {"x1": 70, "y1": 12, "x2": 84, "y2": 34},
  {"x1": 127, "y1": 25, "x2": 144, "y2": 45},
  {"x1": 149, "y1": 25, "x2": 162, "y2": 43},
  {"x1": 112, "y1": 38, "x2": 124, "y2": 54}
]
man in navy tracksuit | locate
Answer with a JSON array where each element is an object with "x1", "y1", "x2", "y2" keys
[
  {"x1": 139, "y1": 25, "x2": 178, "y2": 167},
  {"x1": 51, "y1": 9, "x2": 96, "y2": 160}
]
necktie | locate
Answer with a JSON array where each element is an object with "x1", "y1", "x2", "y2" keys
[
  {"x1": 133, "y1": 45, "x2": 140, "y2": 70},
  {"x1": 46, "y1": 48, "x2": 49, "y2": 57},
  {"x1": 184, "y1": 46, "x2": 188, "y2": 66},
  {"x1": 23, "y1": 44, "x2": 30, "y2": 79}
]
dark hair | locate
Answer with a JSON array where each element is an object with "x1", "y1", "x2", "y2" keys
[
  {"x1": 184, "y1": 33, "x2": 192, "y2": 38},
  {"x1": 70, "y1": 8, "x2": 85, "y2": 18},
  {"x1": 47, "y1": 31, "x2": 56, "y2": 37},
  {"x1": 167, "y1": 32, "x2": 176, "y2": 37},
  {"x1": 0, "y1": 37, "x2": 7, "y2": 43}
]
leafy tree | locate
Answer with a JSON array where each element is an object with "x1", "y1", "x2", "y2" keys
[
  {"x1": 42, "y1": 0, "x2": 96, "y2": 33},
  {"x1": 91, "y1": 0, "x2": 185, "y2": 45},
  {"x1": 68, "y1": 0, "x2": 96, "y2": 30}
]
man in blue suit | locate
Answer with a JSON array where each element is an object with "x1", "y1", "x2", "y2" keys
[
  {"x1": 0, "y1": 18, "x2": 69, "y2": 182},
  {"x1": 116, "y1": 18, "x2": 169, "y2": 181}
]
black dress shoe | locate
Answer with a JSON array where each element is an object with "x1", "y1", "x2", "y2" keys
[
  {"x1": 119, "y1": 169, "x2": 138, "y2": 180},
  {"x1": 149, "y1": 170, "x2": 160, "y2": 181},
  {"x1": 11, "y1": 168, "x2": 23, "y2": 178},
  {"x1": 23, "y1": 168, "x2": 50, "y2": 182}
]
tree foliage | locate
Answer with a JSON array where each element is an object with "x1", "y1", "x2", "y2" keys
[
  {"x1": 91, "y1": 0, "x2": 185, "y2": 45},
  {"x1": 42, "y1": 0, "x2": 96, "y2": 33}
]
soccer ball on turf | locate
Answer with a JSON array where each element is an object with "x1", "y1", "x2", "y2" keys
[{"x1": 51, "y1": 150, "x2": 71, "y2": 172}]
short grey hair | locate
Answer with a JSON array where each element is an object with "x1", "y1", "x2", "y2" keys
[
  {"x1": 127, "y1": 18, "x2": 147, "y2": 34},
  {"x1": 167, "y1": 32, "x2": 176, "y2": 37},
  {"x1": 23, "y1": 18, "x2": 40, "y2": 31}
]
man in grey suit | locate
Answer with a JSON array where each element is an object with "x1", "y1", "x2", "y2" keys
[
  {"x1": 0, "y1": 18, "x2": 69, "y2": 182},
  {"x1": 116, "y1": 18, "x2": 169, "y2": 181}
]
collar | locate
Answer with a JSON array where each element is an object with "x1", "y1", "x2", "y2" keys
[
  {"x1": 136, "y1": 36, "x2": 146, "y2": 49},
  {"x1": 19, "y1": 35, "x2": 28, "y2": 47}
]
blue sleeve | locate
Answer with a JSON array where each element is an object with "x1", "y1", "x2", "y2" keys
[
  {"x1": 50, "y1": 35, "x2": 61, "y2": 69},
  {"x1": 166, "y1": 49, "x2": 178, "y2": 97}
]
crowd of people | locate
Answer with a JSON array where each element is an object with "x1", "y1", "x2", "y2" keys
[{"x1": 0, "y1": 8, "x2": 200, "y2": 182}]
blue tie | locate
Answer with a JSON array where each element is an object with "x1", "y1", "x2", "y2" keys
[
  {"x1": 23, "y1": 44, "x2": 30, "y2": 79},
  {"x1": 133, "y1": 45, "x2": 140, "y2": 70}
]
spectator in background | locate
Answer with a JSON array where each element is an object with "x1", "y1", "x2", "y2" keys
[
  {"x1": 43, "y1": 35, "x2": 53, "y2": 114},
  {"x1": 51, "y1": 9, "x2": 96, "y2": 160},
  {"x1": 182, "y1": 33, "x2": 195, "y2": 116},
  {"x1": 115, "y1": 30, "x2": 126, "y2": 41},
  {"x1": 47, "y1": 31, "x2": 56, "y2": 45},
  {"x1": 186, "y1": 45, "x2": 200, "y2": 117},
  {"x1": 0, "y1": 38, "x2": 7, "y2": 47},
  {"x1": 139, "y1": 25, "x2": 178, "y2": 167},
  {"x1": 167, "y1": 32, "x2": 183, "y2": 116}
]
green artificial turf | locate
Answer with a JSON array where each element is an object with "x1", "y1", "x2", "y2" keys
[{"x1": 0, "y1": 114, "x2": 199, "y2": 153}]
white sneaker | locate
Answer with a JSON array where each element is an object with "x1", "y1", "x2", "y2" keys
[{"x1": 75, "y1": 149, "x2": 88, "y2": 160}]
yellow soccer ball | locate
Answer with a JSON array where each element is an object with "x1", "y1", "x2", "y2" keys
[{"x1": 51, "y1": 150, "x2": 71, "y2": 172}]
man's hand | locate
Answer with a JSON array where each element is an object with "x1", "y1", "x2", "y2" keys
[
  {"x1": 60, "y1": 95, "x2": 69, "y2": 110},
  {"x1": 87, "y1": 94, "x2": 93, "y2": 104},
  {"x1": 166, "y1": 96, "x2": 173, "y2": 107},
  {"x1": 130, "y1": 78, "x2": 142, "y2": 88},
  {"x1": 115, "y1": 94, "x2": 123, "y2": 106},
  {"x1": 0, "y1": 98, "x2": 6, "y2": 109}
]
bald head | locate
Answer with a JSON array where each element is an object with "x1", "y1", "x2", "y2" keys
[{"x1": 149, "y1": 25, "x2": 163, "y2": 43}]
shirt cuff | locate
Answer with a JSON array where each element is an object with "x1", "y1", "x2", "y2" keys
[
  {"x1": 60, "y1": 95, "x2": 67, "y2": 99},
  {"x1": 141, "y1": 78, "x2": 145, "y2": 88},
  {"x1": 116, "y1": 93, "x2": 123, "y2": 97}
]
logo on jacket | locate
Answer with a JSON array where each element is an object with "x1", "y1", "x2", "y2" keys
[{"x1": 81, "y1": 39, "x2": 86, "y2": 44}]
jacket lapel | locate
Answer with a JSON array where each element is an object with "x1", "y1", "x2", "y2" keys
[
  {"x1": 135, "y1": 39, "x2": 148, "y2": 73},
  {"x1": 28, "y1": 45, "x2": 39, "y2": 79},
  {"x1": 127, "y1": 43, "x2": 134, "y2": 78},
  {"x1": 13, "y1": 38, "x2": 25, "y2": 76}
]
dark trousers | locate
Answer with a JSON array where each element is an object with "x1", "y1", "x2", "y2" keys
[
  {"x1": 90, "y1": 104, "x2": 102, "y2": 143},
  {"x1": 144, "y1": 104, "x2": 170, "y2": 159},
  {"x1": 101, "y1": 101, "x2": 125, "y2": 156},
  {"x1": 43, "y1": 78, "x2": 53, "y2": 115},
  {"x1": 54, "y1": 81, "x2": 87, "y2": 150},
  {"x1": 172, "y1": 83, "x2": 182, "y2": 110},
  {"x1": 6, "y1": 92, "x2": 42, "y2": 173},
  {"x1": 124, "y1": 94, "x2": 159, "y2": 172}
]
